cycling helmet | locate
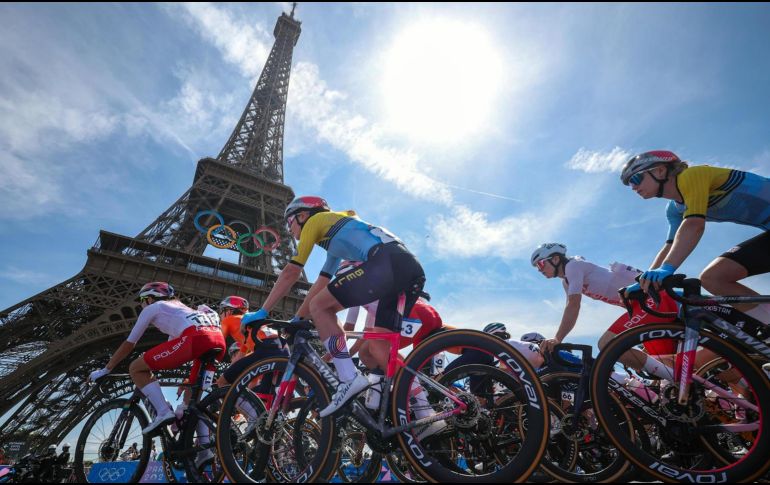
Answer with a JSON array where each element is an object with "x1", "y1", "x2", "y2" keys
[
  {"x1": 138, "y1": 282, "x2": 174, "y2": 299},
  {"x1": 284, "y1": 196, "x2": 330, "y2": 220},
  {"x1": 219, "y1": 296, "x2": 249, "y2": 312},
  {"x1": 521, "y1": 332, "x2": 546, "y2": 343},
  {"x1": 620, "y1": 150, "x2": 681, "y2": 186},
  {"x1": 62, "y1": 443, "x2": 71, "y2": 449},
  {"x1": 483, "y1": 322, "x2": 510, "y2": 339},
  {"x1": 531, "y1": 243, "x2": 567, "y2": 266}
]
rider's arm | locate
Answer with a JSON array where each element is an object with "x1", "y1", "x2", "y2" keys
[
  {"x1": 663, "y1": 217, "x2": 705, "y2": 269},
  {"x1": 104, "y1": 341, "x2": 136, "y2": 371},
  {"x1": 262, "y1": 262, "x2": 304, "y2": 312},
  {"x1": 295, "y1": 272, "x2": 331, "y2": 318},
  {"x1": 554, "y1": 293, "x2": 582, "y2": 343}
]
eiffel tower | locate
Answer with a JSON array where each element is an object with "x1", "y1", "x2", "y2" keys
[{"x1": 0, "y1": 6, "x2": 305, "y2": 452}]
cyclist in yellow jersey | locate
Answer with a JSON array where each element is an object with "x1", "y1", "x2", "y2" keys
[
  {"x1": 240, "y1": 196, "x2": 426, "y2": 418},
  {"x1": 621, "y1": 150, "x2": 770, "y2": 323}
]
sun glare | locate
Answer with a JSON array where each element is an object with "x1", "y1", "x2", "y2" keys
[{"x1": 381, "y1": 19, "x2": 504, "y2": 145}]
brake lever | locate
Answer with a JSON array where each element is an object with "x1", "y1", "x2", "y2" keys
[{"x1": 618, "y1": 288, "x2": 634, "y2": 318}]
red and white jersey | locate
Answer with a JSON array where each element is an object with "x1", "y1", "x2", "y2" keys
[
  {"x1": 127, "y1": 300, "x2": 220, "y2": 344},
  {"x1": 563, "y1": 258, "x2": 641, "y2": 307}
]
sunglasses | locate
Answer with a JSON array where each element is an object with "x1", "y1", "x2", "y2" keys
[
  {"x1": 535, "y1": 258, "x2": 549, "y2": 271},
  {"x1": 629, "y1": 167, "x2": 658, "y2": 187},
  {"x1": 285, "y1": 214, "x2": 298, "y2": 230},
  {"x1": 139, "y1": 296, "x2": 151, "y2": 304}
]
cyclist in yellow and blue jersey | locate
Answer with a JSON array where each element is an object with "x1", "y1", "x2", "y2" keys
[
  {"x1": 621, "y1": 150, "x2": 770, "y2": 323},
  {"x1": 239, "y1": 196, "x2": 426, "y2": 418}
]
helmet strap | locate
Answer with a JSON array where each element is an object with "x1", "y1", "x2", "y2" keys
[
  {"x1": 649, "y1": 165, "x2": 671, "y2": 198},
  {"x1": 549, "y1": 255, "x2": 567, "y2": 276}
]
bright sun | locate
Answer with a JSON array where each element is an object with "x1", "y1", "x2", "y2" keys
[{"x1": 381, "y1": 19, "x2": 504, "y2": 145}]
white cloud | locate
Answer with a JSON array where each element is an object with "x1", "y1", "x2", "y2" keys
[
  {"x1": 0, "y1": 266, "x2": 56, "y2": 285},
  {"x1": 566, "y1": 147, "x2": 632, "y2": 173}
]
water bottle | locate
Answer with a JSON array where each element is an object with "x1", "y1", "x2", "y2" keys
[{"x1": 364, "y1": 372, "x2": 384, "y2": 410}]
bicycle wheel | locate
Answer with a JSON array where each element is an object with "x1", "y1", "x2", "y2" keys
[
  {"x1": 335, "y1": 421, "x2": 384, "y2": 483},
  {"x1": 386, "y1": 449, "x2": 427, "y2": 483},
  {"x1": 592, "y1": 323, "x2": 770, "y2": 483},
  {"x1": 391, "y1": 329, "x2": 548, "y2": 483},
  {"x1": 73, "y1": 398, "x2": 151, "y2": 483},
  {"x1": 538, "y1": 371, "x2": 632, "y2": 482},
  {"x1": 216, "y1": 356, "x2": 340, "y2": 483},
  {"x1": 181, "y1": 386, "x2": 228, "y2": 483}
]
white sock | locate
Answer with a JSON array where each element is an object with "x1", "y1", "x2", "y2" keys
[
  {"x1": 410, "y1": 381, "x2": 434, "y2": 420},
  {"x1": 142, "y1": 381, "x2": 171, "y2": 416},
  {"x1": 746, "y1": 305, "x2": 770, "y2": 325},
  {"x1": 197, "y1": 420, "x2": 210, "y2": 446},
  {"x1": 642, "y1": 356, "x2": 675, "y2": 380},
  {"x1": 324, "y1": 335, "x2": 358, "y2": 382}
]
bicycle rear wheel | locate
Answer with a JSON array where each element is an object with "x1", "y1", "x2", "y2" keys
[
  {"x1": 591, "y1": 323, "x2": 770, "y2": 483},
  {"x1": 181, "y1": 386, "x2": 228, "y2": 483},
  {"x1": 73, "y1": 398, "x2": 151, "y2": 483},
  {"x1": 391, "y1": 329, "x2": 548, "y2": 483}
]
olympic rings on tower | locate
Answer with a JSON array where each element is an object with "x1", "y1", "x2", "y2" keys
[{"x1": 194, "y1": 210, "x2": 282, "y2": 257}]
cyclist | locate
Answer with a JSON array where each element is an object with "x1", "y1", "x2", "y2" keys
[
  {"x1": 620, "y1": 150, "x2": 770, "y2": 323},
  {"x1": 443, "y1": 323, "x2": 545, "y2": 376},
  {"x1": 531, "y1": 243, "x2": 678, "y2": 362},
  {"x1": 87, "y1": 282, "x2": 226, "y2": 435},
  {"x1": 215, "y1": 296, "x2": 285, "y2": 388},
  {"x1": 240, "y1": 196, "x2": 426, "y2": 418}
]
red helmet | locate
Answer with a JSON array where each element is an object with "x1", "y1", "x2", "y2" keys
[
  {"x1": 620, "y1": 150, "x2": 681, "y2": 186},
  {"x1": 284, "y1": 196, "x2": 330, "y2": 220},
  {"x1": 138, "y1": 282, "x2": 175, "y2": 299},
  {"x1": 219, "y1": 296, "x2": 249, "y2": 312}
]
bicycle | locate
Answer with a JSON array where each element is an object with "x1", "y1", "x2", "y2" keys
[
  {"x1": 591, "y1": 274, "x2": 770, "y2": 483},
  {"x1": 73, "y1": 347, "x2": 227, "y2": 483},
  {"x1": 217, "y1": 291, "x2": 549, "y2": 483}
]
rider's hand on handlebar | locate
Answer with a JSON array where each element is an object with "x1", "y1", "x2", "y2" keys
[
  {"x1": 240, "y1": 308, "x2": 269, "y2": 336},
  {"x1": 540, "y1": 337, "x2": 561, "y2": 354},
  {"x1": 638, "y1": 263, "x2": 676, "y2": 292},
  {"x1": 88, "y1": 367, "x2": 110, "y2": 383}
]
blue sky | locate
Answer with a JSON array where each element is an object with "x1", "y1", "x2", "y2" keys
[{"x1": 1, "y1": 2, "x2": 770, "y2": 347}]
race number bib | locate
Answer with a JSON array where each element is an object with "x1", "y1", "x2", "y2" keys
[
  {"x1": 187, "y1": 311, "x2": 220, "y2": 328},
  {"x1": 369, "y1": 225, "x2": 401, "y2": 244},
  {"x1": 432, "y1": 352, "x2": 446, "y2": 373},
  {"x1": 400, "y1": 318, "x2": 423, "y2": 338}
]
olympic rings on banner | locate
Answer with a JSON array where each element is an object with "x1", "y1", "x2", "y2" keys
[{"x1": 194, "y1": 210, "x2": 282, "y2": 257}]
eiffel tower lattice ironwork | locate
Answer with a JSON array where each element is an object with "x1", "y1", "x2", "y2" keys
[{"x1": 0, "y1": 8, "x2": 305, "y2": 452}]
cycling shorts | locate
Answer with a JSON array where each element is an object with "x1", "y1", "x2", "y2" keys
[
  {"x1": 606, "y1": 293, "x2": 679, "y2": 355},
  {"x1": 143, "y1": 325, "x2": 226, "y2": 383},
  {"x1": 328, "y1": 242, "x2": 425, "y2": 331},
  {"x1": 720, "y1": 231, "x2": 770, "y2": 277}
]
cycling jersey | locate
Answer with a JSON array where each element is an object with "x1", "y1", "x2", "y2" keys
[
  {"x1": 220, "y1": 314, "x2": 279, "y2": 354},
  {"x1": 290, "y1": 211, "x2": 402, "y2": 277},
  {"x1": 666, "y1": 166, "x2": 770, "y2": 242},
  {"x1": 127, "y1": 300, "x2": 219, "y2": 344},
  {"x1": 563, "y1": 258, "x2": 641, "y2": 307}
]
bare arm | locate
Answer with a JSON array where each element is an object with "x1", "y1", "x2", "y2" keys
[
  {"x1": 262, "y1": 263, "x2": 303, "y2": 312},
  {"x1": 105, "y1": 341, "x2": 136, "y2": 371},
  {"x1": 650, "y1": 242, "x2": 672, "y2": 270},
  {"x1": 663, "y1": 217, "x2": 705, "y2": 268},
  {"x1": 541, "y1": 294, "x2": 582, "y2": 353}
]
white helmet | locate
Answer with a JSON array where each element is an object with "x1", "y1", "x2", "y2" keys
[
  {"x1": 531, "y1": 243, "x2": 567, "y2": 266},
  {"x1": 521, "y1": 332, "x2": 545, "y2": 343}
]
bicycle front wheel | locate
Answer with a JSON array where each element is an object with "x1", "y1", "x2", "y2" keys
[
  {"x1": 391, "y1": 329, "x2": 548, "y2": 483},
  {"x1": 73, "y1": 398, "x2": 151, "y2": 483},
  {"x1": 591, "y1": 323, "x2": 770, "y2": 483}
]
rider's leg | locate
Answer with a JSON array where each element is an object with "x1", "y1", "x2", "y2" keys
[
  {"x1": 130, "y1": 356, "x2": 173, "y2": 422},
  {"x1": 357, "y1": 327, "x2": 392, "y2": 371},
  {"x1": 701, "y1": 257, "x2": 769, "y2": 317},
  {"x1": 311, "y1": 287, "x2": 360, "y2": 382}
]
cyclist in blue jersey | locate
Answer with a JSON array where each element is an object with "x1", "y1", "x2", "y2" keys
[{"x1": 621, "y1": 150, "x2": 770, "y2": 323}]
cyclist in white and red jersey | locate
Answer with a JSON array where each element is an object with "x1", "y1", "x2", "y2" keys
[
  {"x1": 87, "y1": 282, "x2": 226, "y2": 435},
  {"x1": 531, "y1": 243, "x2": 678, "y2": 357}
]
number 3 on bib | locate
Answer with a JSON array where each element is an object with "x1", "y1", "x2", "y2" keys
[{"x1": 400, "y1": 317, "x2": 423, "y2": 338}]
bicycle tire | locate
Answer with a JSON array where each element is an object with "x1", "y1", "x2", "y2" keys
[
  {"x1": 73, "y1": 398, "x2": 151, "y2": 483},
  {"x1": 538, "y1": 371, "x2": 631, "y2": 482},
  {"x1": 216, "y1": 356, "x2": 340, "y2": 483},
  {"x1": 181, "y1": 386, "x2": 229, "y2": 483},
  {"x1": 391, "y1": 329, "x2": 548, "y2": 483},
  {"x1": 591, "y1": 323, "x2": 770, "y2": 483}
]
